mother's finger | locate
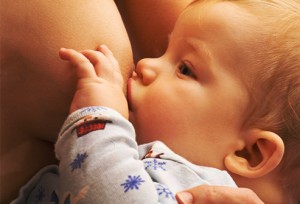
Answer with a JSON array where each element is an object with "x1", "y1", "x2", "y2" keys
[{"x1": 176, "y1": 186, "x2": 264, "y2": 204}]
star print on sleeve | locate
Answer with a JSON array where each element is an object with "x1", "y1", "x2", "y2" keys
[
  {"x1": 49, "y1": 192, "x2": 71, "y2": 204},
  {"x1": 50, "y1": 191, "x2": 59, "y2": 204},
  {"x1": 144, "y1": 159, "x2": 167, "y2": 171},
  {"x1": 156, "y1": 184, "x2": 175, "y2": 200},
  {"x1": 35, "y1": 185, "x2": 46, "y2": 203},
  {"x1": 70, "y1": 152, "x2": 88, "y2": 172},
  {"x1": 120, "y1": 175, "x2": 145, "y2": 192}
]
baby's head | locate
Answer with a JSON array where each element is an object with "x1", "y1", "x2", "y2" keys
[{"x1": 127, "y1": 0, "x2": 300, "y2": 202}]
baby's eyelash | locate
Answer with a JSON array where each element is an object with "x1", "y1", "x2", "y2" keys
[{"x1": 178, "y1": 61, "x2": 196, "y2": 79}]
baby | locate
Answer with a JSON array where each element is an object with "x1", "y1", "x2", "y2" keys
[
  {"x1": 16, "y1": 0, "x2": 300, "y2": 203},
  {"x1": 58, "y1": 0, "x2": 300, "y2": 203}
]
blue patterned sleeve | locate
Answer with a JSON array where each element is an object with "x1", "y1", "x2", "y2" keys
[{"x1": 55, "y1": 107, "x2": 161, "y2": 204}]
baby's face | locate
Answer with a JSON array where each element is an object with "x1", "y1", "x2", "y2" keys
[{"x1": 127, "y1": 1, "x2": 258, "y2": 168}]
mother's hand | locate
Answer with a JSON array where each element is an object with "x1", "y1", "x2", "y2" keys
[{"x1": 176, "y1": 186, "x2": 264, "y2": 204}]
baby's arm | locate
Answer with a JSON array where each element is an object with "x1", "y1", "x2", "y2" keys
[
  {"x1": 59, "y1": 45, "x2": 128, "y2": 119},
  {"x1": 56, "y1": 46, "x2": 165, "y2": 204},
  {"x1": 55, "y1": 106, "x2": 161, "y2": 204}
]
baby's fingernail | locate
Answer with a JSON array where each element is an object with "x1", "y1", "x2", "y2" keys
[{"x1": 176, "y1": 192, "x2": 193, "y2": 204}]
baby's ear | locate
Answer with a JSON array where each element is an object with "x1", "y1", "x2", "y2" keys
[{"x1": 224, "y1": 129, "x2": 284, "y2": 178}]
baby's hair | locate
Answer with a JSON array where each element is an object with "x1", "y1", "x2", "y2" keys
[
  {"x1": 230, "y1": 0, "x2": 300, "y2": 202},
  {"x1": 192, "y1": 0, "x2": 300, "y2": 202}
]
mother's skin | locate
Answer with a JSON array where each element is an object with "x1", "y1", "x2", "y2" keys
[
  {"x1": 1, "y1": 0, "x2": 132, "y2": 202},
  {"x1": 116, "y1": 0, "x2": 192, "y2": 61},
  {"x1": 0, "y1": 0, "x2": 191, "y2": 202}
]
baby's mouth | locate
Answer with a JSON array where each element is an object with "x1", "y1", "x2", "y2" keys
[
  {"x1": 126, "y1": 77, "x2": 136, "y2": 126},
  {"x1": 131, "y1": 71, "x2": 138, "y2": 79},
  {"x1": 127, "y1": 71, "x2": 139, "y2": 111},
  {"x1": 126, "y1": 77, "x2": 133, "y2": 111}
]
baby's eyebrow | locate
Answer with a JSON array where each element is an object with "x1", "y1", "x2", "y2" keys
[
  {"x1": 185, "y1": 38, "x2": 213, "y2": 79},
  {"x1": 187, "y1": 38, "x2": 211, "y2": 62}
]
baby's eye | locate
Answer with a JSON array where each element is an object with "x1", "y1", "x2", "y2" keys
[{"x1": 178, "y1": 61, "x2": 196, "y2": 79}]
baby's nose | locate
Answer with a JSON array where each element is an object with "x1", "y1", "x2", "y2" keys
[{"x1": 136, "y1": 58, "x2": 158, "y2": 85}]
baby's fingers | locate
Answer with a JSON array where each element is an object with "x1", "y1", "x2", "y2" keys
[
  {"x1": 98, "y1": 45, "x2": 119, "y2": 69},
  {"x1": 59, "y1": 48, "x2": 97, "y2": 79},
  {"x1": 80, "y1": 48, "x2": 123, "y2": 86}
]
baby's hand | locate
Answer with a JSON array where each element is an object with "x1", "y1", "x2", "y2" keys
[{"x1": 59, "y1": 45, "x2": 128, "y2": 119}]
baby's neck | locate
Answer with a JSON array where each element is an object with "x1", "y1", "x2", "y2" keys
[{"x1": 232, "y1": 173, "x2": 284, "y2": 203}]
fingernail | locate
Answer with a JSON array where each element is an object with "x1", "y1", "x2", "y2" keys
[{"x1": 176, "y1": 192, "x2": 193, "y2": 204}]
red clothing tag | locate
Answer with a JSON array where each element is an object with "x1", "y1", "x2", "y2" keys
[{"x1": 75, "y1": 119, "x2": 112, "y2": 137}]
